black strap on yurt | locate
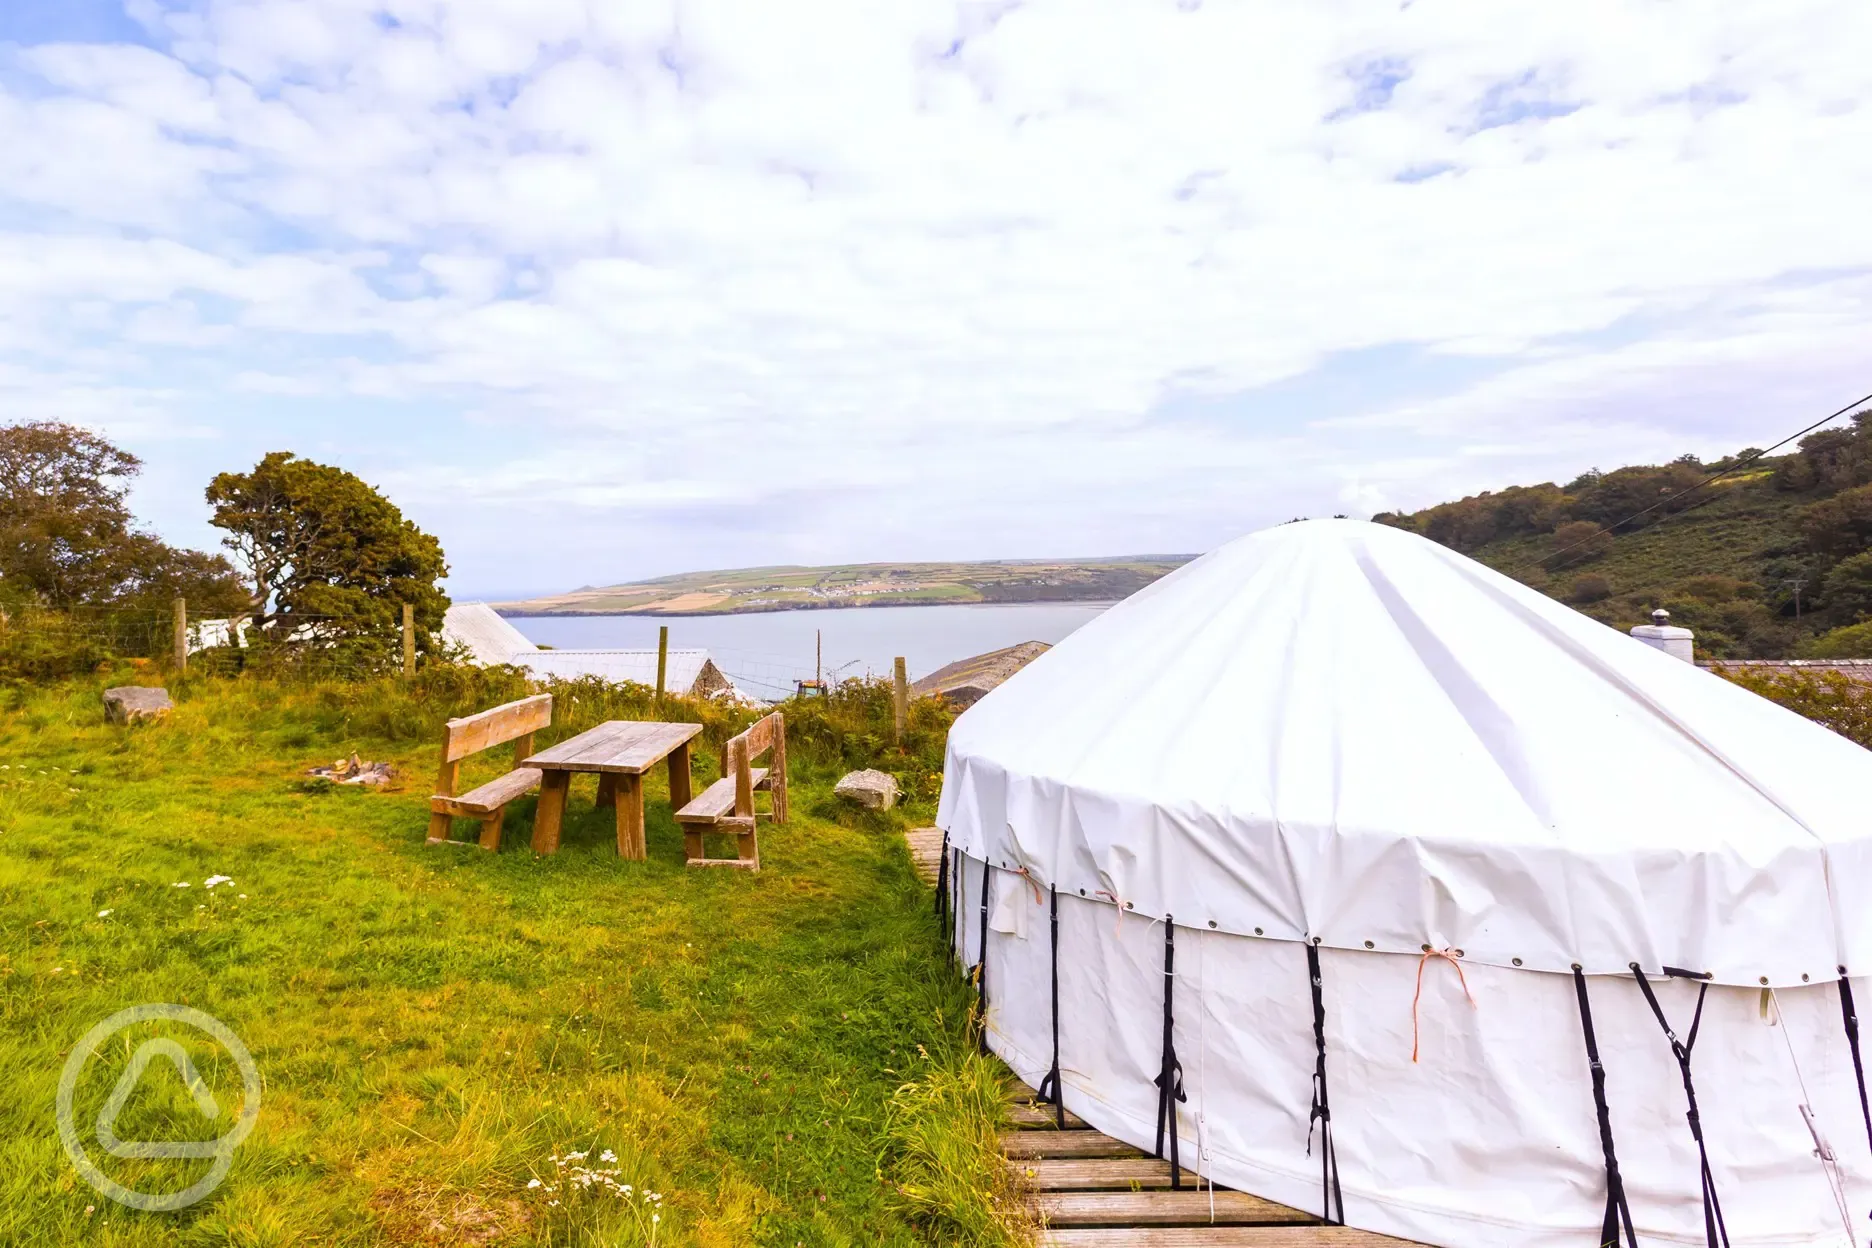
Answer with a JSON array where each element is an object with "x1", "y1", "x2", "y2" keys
[
  {"x1": 1571, "y1": 967, "x2": 1637, "y2": 1248},
  {"x1": 934, "y1": 829, "x2": 950, "y2": 921},
  {"x1": 1841, "y1": 968, "x2": 1872, "y2": 1155},
  {"x1": 1153, "y1": 918, "x2": 1187, "y2": 1189},
  {"x1": 1631, "y1": 964, "x2": 1730, "y2": 1248},
  {"x1": 949, "y1": 846, "x2": 962, "y2": 965},
  {"x1": 1035, "y1": 884, "x2": 1066, "y2": 1129},
  {"x1": 1305, "y1": 940, "x2": 1345, "y2": 1226},
  {"x1": 975, "y1": 857, "x2": 992, "y2": 1055}
]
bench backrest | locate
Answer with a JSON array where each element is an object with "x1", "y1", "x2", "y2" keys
[
  {"x1": 725, "y1": 710, "x2": 787, "y2": 822},
  {"x1": 435, "y1": 693, "x2": 553, "y2": 797}
]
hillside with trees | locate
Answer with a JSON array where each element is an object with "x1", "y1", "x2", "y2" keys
[{"x1": 1373, "y1": 409, "x2": 1872, "y2": 658}]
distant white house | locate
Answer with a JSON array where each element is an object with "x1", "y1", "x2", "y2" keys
[{"x1": 441, "y1": 603, "x2": 748, "y2": 701}]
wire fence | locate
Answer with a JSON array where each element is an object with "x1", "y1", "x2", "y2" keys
[
  {"x1": 0, "y1": 604, "x2": 417, "y2": 685},
  {"x1": 0, "y1": 603, "x2": 908, "y2": 701}
]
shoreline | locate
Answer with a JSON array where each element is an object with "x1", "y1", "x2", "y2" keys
[{"x1": 494, "y1": 597, "x2": 1124, "y2": 620}]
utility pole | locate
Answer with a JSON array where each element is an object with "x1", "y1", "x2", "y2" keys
[
  {"x1": 402, "y1": 603, "x2": 415, "y2": 676},
  {"x1": 815, "y1": 629, "x2": 822, "y2": 690},
  {"x1": 173, "y1": 598, "x2": 188, "y2": 674},
  {"x1": 1786, "y1": 578, "x2": 1807, "y2": 621},
  {"x1": 892, "y1": 656, "x2": 908, "y2": 746}
]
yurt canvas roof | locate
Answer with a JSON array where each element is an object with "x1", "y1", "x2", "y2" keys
[{"x1": 938, "y1": 519, "x2": 1872, "y2": 988}]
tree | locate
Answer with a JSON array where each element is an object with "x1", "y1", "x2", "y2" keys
[
  {"x1": 1801, "y1": 620, "x2": 1872, "y2": 659},
  {"x1": 0, "y1": 420, "x2": 246, "y2": 611},
  {"x1": 1797, "y1": 483, "x2": 1872, "y2": 556},
  {"x1": 206, "y1": 452, "x2": 449, "y2": 651},
  {"x1": 1822, "y1": 551, "x2": 1872, "y2": 621}
]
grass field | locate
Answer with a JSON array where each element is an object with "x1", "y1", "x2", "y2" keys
[{"x1": 0, "y1": 674, "x2": 1023, "y2": 1246}]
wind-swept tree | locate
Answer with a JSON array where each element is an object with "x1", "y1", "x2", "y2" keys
[
  {"x1": 205, "y1": 452, "x2": 449, "y2": 651},
  {"x1": 0, "y1": 420, "x2": 246, "y2": 612}
]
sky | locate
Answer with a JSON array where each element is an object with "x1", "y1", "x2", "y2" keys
[{"x1": 3, "y1": 1, "x2": 1870, "y2": 598}]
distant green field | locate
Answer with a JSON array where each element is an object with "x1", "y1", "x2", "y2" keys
[{"x1": 495, "y1": 558, "x2": 1190, "y2": 616}]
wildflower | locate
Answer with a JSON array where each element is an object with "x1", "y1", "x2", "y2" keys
[
  {"x1": 96, "y1": 909, "x2": 111, "y2": 918},
  {"x1": 173, "y1": 882, "x2": 189, "y2": 888},
  {"x1": 205, "y1": 875, "x2": 233, "y2": 889},
  {"x1": 238, "y1": 894, "x2": 247, "y2": 900},
  {"x1": 526, "y1": 1178, "x2": 542, "y2": 1189},
  {"x1": 51, "y1": 967, "x2": 62, "y2": 974},
  {"x1": 599, "y1": 1149, "x2": 616, "y2": 1163}
]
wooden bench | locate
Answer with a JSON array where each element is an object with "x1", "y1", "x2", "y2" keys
[
  {"x1": 426, "y1": 693, "x2": 553, "y2": 851},
  {"x1": 675, "y1": 711, "x2": 787, "y2": 870}
]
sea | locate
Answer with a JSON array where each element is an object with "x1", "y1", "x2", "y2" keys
[{"x1": 508, "y1": 602, "x2": 1112, "y2": 702}]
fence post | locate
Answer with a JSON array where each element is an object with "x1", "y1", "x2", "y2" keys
[
  {"x1": 401, "y1": 603, "x2": 415, "y2": 676},
  {"x1": 893, "y1": 656, "x2": 908, "y2": 746},
  {"x1": 656, "y1": 625, "x2": 669, "y2": 707},
  {"x1": 173, "y1": 597, "x2": 188, "y2": 674}
]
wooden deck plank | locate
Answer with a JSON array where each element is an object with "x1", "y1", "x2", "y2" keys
[
  {"x1": 1013, "y1": 1158, "x2": 1190, "y2": 1190},
  {"x1": 1035, "y1": 1191, "x2": 1316, "y2": 1227},
  {"x1": 1009, "y1": 1102, "x2": 1088, "y2": 1129},
  {"x1": 1043, "y1": 1230, "x2": 1427, "y2": 1247},
  {"x1": 1001, "y1": 1131, "x2": 1145, "y2": 1160}
]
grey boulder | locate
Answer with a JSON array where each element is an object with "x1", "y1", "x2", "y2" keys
[
  {"x1": 834, "y1": 768, "x2": 900, "y2": 810},
  {"x1": 103, "y1": 686, "x2": 174, "y2": 724}
]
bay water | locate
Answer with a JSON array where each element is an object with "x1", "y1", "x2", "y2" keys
[{"x1": 509, "y1": 601, "x2": 1111, "y2": 701}]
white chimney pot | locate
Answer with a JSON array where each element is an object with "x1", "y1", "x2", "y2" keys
[{"x1": 1630, "y1": 608, "x2": 1695, "y2": 663}]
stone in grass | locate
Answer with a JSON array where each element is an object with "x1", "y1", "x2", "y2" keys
[
  {"x1": 834, "y1": 768, "x2": 900, "y2": 811},
  {"x1": 103, "y1": 686, "x2": 173, "y2": 725}
]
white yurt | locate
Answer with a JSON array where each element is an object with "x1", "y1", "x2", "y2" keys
[{"x1": 935, "y1": 519, "x2": 1872, "y2": 1248}]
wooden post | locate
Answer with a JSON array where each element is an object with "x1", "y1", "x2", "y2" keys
[
  {"x1": 656, "y1": 625, "x2": 669, "y2": 706},
  {"x1": 172, "y1": 597, "x2": 188, "y2": 674},
  {"x1": 401, "y1": 603, "x2": 415, "y2": 676},
  {"x1": 893, "y1": 656, "x2": 908, "y2": 746},
  {"x1": 815, "y1": 629, "x2": 822, "y2": 690}
]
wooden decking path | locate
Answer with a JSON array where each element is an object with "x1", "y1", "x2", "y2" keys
[
  {"x1": 1006, "y1": 1089, "x2": 1423, "y2": 1245},
  {"x1": 906, "y1": 826, "x2": 943, "y2": 883}
]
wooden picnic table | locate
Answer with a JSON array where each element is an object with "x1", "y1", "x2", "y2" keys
[{"x1": 523, "y1": 720, "x2": 702, "y2": 859}]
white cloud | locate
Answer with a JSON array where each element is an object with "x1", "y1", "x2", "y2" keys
[{"x1": 2, "y1": 0, "x2": 1871, "y2": 589}]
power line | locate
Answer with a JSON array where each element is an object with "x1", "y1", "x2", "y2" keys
[{"x1": 1513, "y1": 388, "x2": 1872, "y2": 576}]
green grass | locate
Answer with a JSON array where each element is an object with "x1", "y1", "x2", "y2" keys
[{"x1": 0, "y1": 675, "x2": 1026, "y2": 1246}]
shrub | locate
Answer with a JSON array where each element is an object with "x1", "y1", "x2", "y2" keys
[
  {"x1": 1546, "y1": 520, "x2": 1612, "y2": 569},
  {"x1": 1714, "y1": 667, "x2": 1872, "y2": 748},
  {"x1": 1569, "y1": 574, "x2": 1612, "y2": 604}
]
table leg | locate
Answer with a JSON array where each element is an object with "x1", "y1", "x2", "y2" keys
[
  {"x1": 616, "y1": 773, "x2": 646, "y2": 859},
  {"x1": 532, "y1": 771, "x2": 571, "y2": 854},
  {"x1": 668, "y1": 741, "x2": 693, "y2": 811},
  {"x1": 596, "y1": 773, "x2": 617, "y2": 808}
]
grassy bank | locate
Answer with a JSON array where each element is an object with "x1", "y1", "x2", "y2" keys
[{"x1": 0, "y1": 672, "x2": 1026, "y2": 1246}]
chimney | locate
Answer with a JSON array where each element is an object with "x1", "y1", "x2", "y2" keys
[{"x1": 1630, "y1": 608, "x2": 1695, "y2": 663}]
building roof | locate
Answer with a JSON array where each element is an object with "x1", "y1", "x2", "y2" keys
[
  {"x1": 441, "y1": 602, "x2": 745, "y2": 699},
  {"x1": 441, "y1": 603, "x2": 539, "y2": 665},
  {"x1": 1703, "y1": 658, "x2": 1872, "y2": 681},
  {"x1": 911, "y1": 641, "x2": 1052, "y2": 707}
]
